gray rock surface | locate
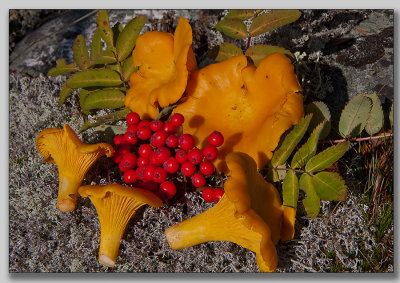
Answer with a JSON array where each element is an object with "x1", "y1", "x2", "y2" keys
[{"x1": 9, "y1": 9, "x2": 393, "y2": 273}]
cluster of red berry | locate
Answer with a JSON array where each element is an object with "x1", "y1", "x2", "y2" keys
[{"x1": 112, "y1": 111, "x2": 225, "y2": 203}]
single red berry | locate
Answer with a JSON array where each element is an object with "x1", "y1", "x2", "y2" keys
[
  {"x1": 213, "y1": 188, "x2": 224, "y2": 203},
  {"x1": 152, "y1": 167, "x2": 167, "y2": 183},
  {"x1": 166, "y1": 135, "x2": 179, "y2": 148},
  {"x1": 113, "y1": 135, "x2": 125, "y2": 146},
  {"x1": 143, "y1": 165, "x2": 156, "y2": 181},
  {"x1": 136, "y1": 181, "x2": 159, "y2": 194},
  {"x1": 138, "y1": 144, "x2": 153, "y2": 159},
  {"x1": 154, "y1": 147, "x2": 171, "y2": 165},
  {"x1": 137, "y1": 126, "x2": 152, "y2": 140},
  {"x1": 202, "y1": 187, "x2": 215, "y2": 203},
  {"x1": 163, "y1": 157, "x2": 180, "y2": 173},
  {"x1": 124, "y1": 131, "x2": 138, "y2": 144},
  {"x1": 120, "y1": 153, "x2": 137, "y2": 170},
  {"x1": 159, "y1": 181, "x2": 177, "y2": 200},
  {"x1": 117, "y1": 143, "x2": 131, "y2": 155},
  {"x1": 137, "y1": 120, "x2": 151, "y2": 128},
  {"x1": 149, "y1": 151, "x2": 160, "y2": 166},
  {"x1": 203, "y1": 145, "x2": 218, "y2": 161},
  {"x1": 191, "y1": 173, "x2": 206, "y2": 188},
  {"x1": 208, "y1": 131, "x2": 224, "y2": 147},
  {"x1": 170, "y1": 113, "x2": 184, "y2": 127},
  {"x1": 175, "y1": 149, "x2": 188, "y2": 164},
  {"x1": 163, "y1": 121, "x2": 177, "y2": 134},
  {"x1": 199, "y1": 161, "x2": 215, "y2": 176},
  {"x1": 137, "y1": 156, "x2": 149, "y2": 167},
  {"x1": 136, "y1": 166, "x2": 146, "y2": 180},
  {"x1": 112, "y1": 151, "x2": 123, "y2": 164},
  {"x1": 150, "y1": 120, "x2": 164, "y2": 132},
  {"x1": 181, "y1": 161, "x2": 196, "y2": 177},
  {"x1": 126, "y1": 112, "x2": 140, "y2": 125},
  {"x1": 150, "y1": 130, "x2": 168, "y2": 148},
  {"x1": 127, "y1": 124, "x2": 138, "y2": 136},
  {"x1": 124, "y1": 169, "x2": 137, "y2": 184},
  {"x1": 179, "y1": 134, "x2": 195, "y2": 151},
  {"x1": 187, "y1": 148, "x2": 203, "y2": 165}
]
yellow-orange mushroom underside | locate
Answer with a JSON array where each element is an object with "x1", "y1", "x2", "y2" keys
[
  {"x1": 35, "y1": 124, "x2": 114, "y2": 212},
  {"x1": 173, "y1": 52, "x2": 303, "y2": 173},
  {"x1": 78, "y1": 184, "x2": 163, "y2": 267},
  {"x1": 125, "y1": 17, "x2": 197, "y2": 120},
  {"x1": 166, "y1": 152, "x2": 294, "y2": 272}
]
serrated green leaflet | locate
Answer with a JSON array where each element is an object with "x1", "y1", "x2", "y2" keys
[
  {"x1": 72, "y1": 34, "x2": 90, "y2": 70},
  {"x1": 312, "y1": 172, "x2": 347, "y2": 201},
  {"x1": 79, "y1": 107, "x2": 131, "y2": 133},
  {"x1": 271, "y1": 114, "x2": 312, "y2": 167},
  {"x1": 305, "y1": 101, "x2": 331, "y2": 139},
  {"x1": 79, "y1": 89, "x2": 90, "y2": 115},
  {"x1": 122, "y1": 56, "x2": 137, "y2": 82},
  {"x1": 89, "y1": 30, "x2": 102, "y2": 66},
  {"x1": 300, "y1": 173, "x2": 320, "y2": 218},
  {"x1": 249, "y1": 10, "x2": 301, "y2": 37},
  {"x1": 82, "y1": 88, "x2": 125, "y2": 110},
  {"x1": 47, "y1": 59, "x2": 77, "y2": 76},
  {"x1": 112, "y1": 22, "x2": 123, "y2": 46},
  {"x1": 116, "y1": 15, "x2": 146, "y2": 62},
  {"x1": 245, "y1": 44, "x2": 292, "y2": 66},
  {"x1": 339, "y1": 94, "x2": 372, "y2": 138},
  {"x1": 214, "y1": 18, "x2": 247, "y2": 39},
  {"x1": 305, "y1": 141, "x2": 350, "y2": 173},
  {"x1": 208, "y1": 43, "x2": 243, "y2": 62},
  {"x1": 96, "y1": 10, "x2": 114, "y2": 47},
  {"x1": 92, "y1": 125, "x2": 127, "y2": 135},
  {"x1": 364, "y1": 93, "x2": 384, "y2": 136},
  {"x1": 282, "y1": 169, "x2": 299, "y2": 208},
  {"x1": 291, "y1": 121, "x2": 325, "y2": 169},
  {"x1": 92, "y1": 49, "x2": 117, "y2": 65},
  {"x1": 58, "y1": 84, "x2": 73, "y2": 106},
  {"x1": 66, "y1": 69, "x2": 122, "y2": 88},
  {"x1": 225, "y1": 9, "x2": 254, "y2": 20}
]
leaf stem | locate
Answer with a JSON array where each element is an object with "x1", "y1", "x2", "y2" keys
[
  {"x1": 319, "y1": 132, "x2": 393, "y2": 145},
  {"x1": 246, "y1": 36, "x2": 251, "y2": 51}
]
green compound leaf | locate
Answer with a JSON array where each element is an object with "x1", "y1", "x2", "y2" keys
[
  {"x1": 214, "y1": 18, "x2": 247, "y2": 39},
  {"x1": 79, "y1": 107, "x2": 131, "y2": 133},
  {"x1": 245, "y1": 44, "x2": 293, "y2": 66},
  {"x1": 225, "y1": 9, "x2": 254, "y2": 20},
  {"x1": 339, "y1": 93, "x2": 372, "y2": 139},
  {"x1": 93, "y1": 49, "x2": 117, "y2": 65},
  {"x1": 66, "y1": 69, "x2": 122, "y2": 88},
  {"x1": 282, "y1": 169, "x2": 299, "y2": 208},
  {"x1": 249, "y1": 10, "x2": 301, "y2": 37},
  {"x1": 122, "y1": 55, "x2": 137, "y2": 82},
  {"x1": 58, "y1": 84, "x2": 73, "y2": 106},
  {"x1": 312, "y1": 172, "x2": 347, "y2": 201},
  {"x1": 47, "y1": 58, "x2": 77, "y2": 76},
  {"x1": 305, "y1": 101, "x2": 331, "y2": 140},
  {"x1": 96, "y1": 10, "x2": 114, "y2": 47},
  {"x1": 82, "y1": 88, "x2": 125, "y2": 111},
  {"x1": 72, "y1": 34, "x2": 90, "y2": 70},
  {"x1": 389, "y1": 102, "x2": 394, "y2": 128},
  {"x1": 364, "y1": 93, "x2": 384, "y2": 136},
  {"x1": 208, "y1": 43, "x2": 243, "y2": 62},
  {"x1": 271, "y1": 114, "x2": 313, "y2": 167},
  {"x1": 305, "y1": 141, "x2": 350, "y2": 173},
  {"x1": 291, "y1": 121, "x2": 325, "y2": 169},
  {"x1": 116, "y1": 15, "x2": 146, "y2": 62},
  {"x1": 300, "y1": 173, "x2": 320, "y2": 218}
]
